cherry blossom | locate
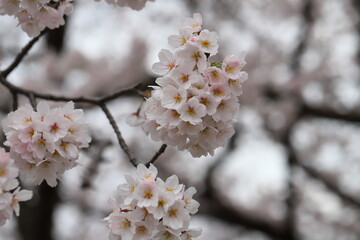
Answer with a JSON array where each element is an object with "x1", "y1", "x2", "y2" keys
[
  {"x1": 105, "y1": 164, "x2": 201, "y2": 240},
  {"x1": 137, "y1": 13, "x2": 248, "y2": 157},
  {"x1": 2, "y1": 101, "x2": 91, "y2": 187},
  {"x1": 0, "y1": 147, "x2": 32, "y2": 226}
]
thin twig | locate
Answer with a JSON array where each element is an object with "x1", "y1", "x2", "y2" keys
[
  {"x1": 146, "y1": 144, "x2": 167, "y2": 167},
  {"x1": 28, "y1": 92, "x2": 37, "y2": 110},
  {"x1": 1, "y1": 30, "x2": 47, "y2": 78},
  {"x1": 99, "y1": 102, "x2": 137, "y2": 166}
]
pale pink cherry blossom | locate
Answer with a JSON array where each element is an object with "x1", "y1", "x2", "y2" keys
[
  {"x1": 178, "y1": 97, "x2": 206, "y2": 124},
  {"x1": 105, "y1": 164, "x2": 201, "y2": 239},
  {"x1": 222, "y1": 54, "x2": 247, "y2": 79},
  {"x1": 141, "y1": 12, "x2": 248, "y2": 157},
  {"x1": 187, "y1": 142, "x2": 214, "y2": 158},
  {"x1": 210, "y1": 82, "x2": 230, "y2": 101},
  {"x1": 204, "y1": 66, "x2": 226, "y2": 85},
  {"x1": 0, "y1": 0, "x2": 20, "y2": 15},
  {"x1": 197, "y1": 126, "x2": 218, "y2": 148},
  {"x1": 137, "y1": 163, "x2": 158, "y2": 181},
  {"x1": 5, "y1": 104, "x2": 34, "y2": 130},
  {"x1": 37, "y1": 5, "x2": 65, "y2": 30},
  {"x1": 181, "y1": 13, "x2": 202, "y2": 33},
  {"x1": 211, "y1": 95, "x2": 239, "y2": 122},
  {"x1": 144, "y1": 103, "x2": 166, "y2": 123},
  {"x1": 107, "y1": 212, "x2": 136, "y2": 240},
  {"x1": 180, "y1": 228, "x2": 202, "y2": 240},
  {"x1": 134, "y1": 181, "x2": 159, "y2": 208},
  {"x1": 163, "y1": 200, "x2": 190, "y2": 230},
  {"x1": 163, "y1": 109, "x2": 182, "y2": 129},
  {"x1": 227, "y1": 71, "x2": 248, "y2": 96},
  {"x1": 17, "y1": 13, "x2": 45, "y2": 38},
  {"x1": 54, "y1": 136, "x2": 80, "y2": 160},
  {"x1": 182, "y1": 187, "x2": 200, "y2": 214},
  {"x1": 11, "y1": 187, "x2": 33, "y2": 216},
  {"x1": 0, "y1": 193, "x2": 12, "y2": 226},
  {"x1": 195, "y1": 92, "x2": 218, "y2": 115},
  {"x1": 60, "y1": 101, "x2": 84, "y2": 122},
  {"x1": 43, "y1": 112, "x2": 71, "y2": 141},
  {"x1": 214, "y1": 120, "x2": 236, "y2": 146},
  {"x1": 21, "y1": 0, "x2": 40, "y2": 12},
  {"x1": 126, "y1": 105, "x2": 146, "y2": 127},
  {"x1": 119, "y1": 174, "x2": 138, "y2": 205},
  {"x1": 189, "y1": 74, "x2": 207, "y2": 92},
  {"x1": 177, "y1": 121, "x2": 203, "y2": 137},
  {"x1": 170, "y1": 64, "x2": 198, "y2": 89},
  {"x1": 13, "y1": 156, "x2": 37, "y2": 183},
  {"x1": 67, "y1": 122, "x2": 91, "y2": 148},
  {"x1": 30, "y1": 132, "x2": 55, "y2": 161},
  {"x1": 143, "y1": 120, "x2": 167, "y2": 142},
  {"x1": 161, "y1": 175, "x2": 183, "y2": 195},
  {"x1": 133, "y1": 217, "x2": 157, "y2": 240},
  {"x1": 195, "y1": 29, "x2": 219, "y2": 56},
  {"x1": 18, "y1": 124, "x2": 37, "y2": 144},
  {"x1": 0, "y1": 150, "x2": 18, "y2": 183},
  {"x1": 0, "y1": 147, "x2": 32, "y2": 226},
  {"x1": 33, "y1": 160, "x2": 62, "y2": 187},
  {"x1": 176, "y1": 43, "x2": 207, "y2": 74},
  {"x1": 34, "y1": 101, "x2": 50, "y2": 122},
  {"x1": 147, "y1": 189, "x2": 175, "y2": 220},
  {"x1": 7, "y1": 133, "x2": 34, "y2": 162},
  {"x1": 153, "y1": 49, "x2": 178, "y2": 75},
  {"x1": 155, "y1": 76, "x2": 179, "y2": 88},
  {"x1": 154, "y1": 225, "x2": 181, "y2": 240},
  {"x1": 163, "y1": 129, "x2": 187, "y2": 150},
  {"x1": 168, "y1": 28, "x2": 192, "y2": 48},
  {"x1": 161, "y1": 85, "x2": 187, "y2": 110}
]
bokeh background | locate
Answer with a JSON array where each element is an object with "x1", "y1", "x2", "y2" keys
[{"x1": 1, "y1": 0, "x2": 360, "y2": 239}]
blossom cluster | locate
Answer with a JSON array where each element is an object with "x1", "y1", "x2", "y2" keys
[
  {"x1": 141, "y1": 13, "x2": 248, "y2": 157},
  {"x1": 105, "y1": 164, "x2": 201, "y2": 240},
  {"x1": 0, "y1": 147, "x2": 32, "y2": 226},
  {"x1": 0, "y1": 0, "x2": 73, "y2": 37},
  {"x1": 2, "y1": 101, "x2": 91, "y2": 187},
  {"x1": 95, "y1": 0, "x2": 155, "y2": 11}
]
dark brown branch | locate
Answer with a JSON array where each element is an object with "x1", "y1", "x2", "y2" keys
[
  {"x1": 1, "y1": 30, "x2": 47, "y2": 78},
  {"x1": 294, "y1": 155, "x2": 360, "y2": 208},
  {"x1": 99, "y1": 102, "x2": 137, "y2": 166},
  {"x1": 303, "y1": 104, "x2": 360, "y2": 123},
  {"x1": 145, "y1": 144, "x2": 167, "y2": 167},
  {"x1": 0, "y1": 74, "x2": 144, "y2": 104}
]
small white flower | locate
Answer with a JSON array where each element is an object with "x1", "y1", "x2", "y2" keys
[
  {"x1": 163, "y1": 200, "x2": 190, "y2": 229},
  {"x1": 153, "y1": 49, "x2": 178, "y2": 75}
]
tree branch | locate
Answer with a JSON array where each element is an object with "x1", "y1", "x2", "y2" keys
[
  {"x1": 1, "y1": 30, "x2": 47, "y2": 78},
  {"x1": 99, "y1": 102, "x2": 137, "y2": 166},
  {"x1": 145, "y1": 144, "x2": 167, "y2": 167}
]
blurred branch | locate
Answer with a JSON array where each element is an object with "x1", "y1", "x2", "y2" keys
[
  {"x1": 294, "y1": 155, "x2": 360, "y2": 208},
  {"x1": 81, "y1": 138, "x2": 112, "y2": 189},
  {"x1": 291, "y1": 0, "x2": 315, "y2": 72},
  {"x1": 200, "y1": 127, "x2": 289, "y2": 239}
]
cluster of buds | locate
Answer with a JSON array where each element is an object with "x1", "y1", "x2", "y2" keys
[
  {"x1": 0, "y1": 147, "x2": 32, "y2": 226},
  {"x1": 0, "y1": 0, "x2": 73, "y2": 37},
  {"x1": 141, "y1": 13, "x2": 248, "y2": 157},
  {"x1": 2, "y1": 101, "x2": 91, "y2": 187},
  {"x1": 105, "y1": 164, "x2": 202, "y2": 240}
]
